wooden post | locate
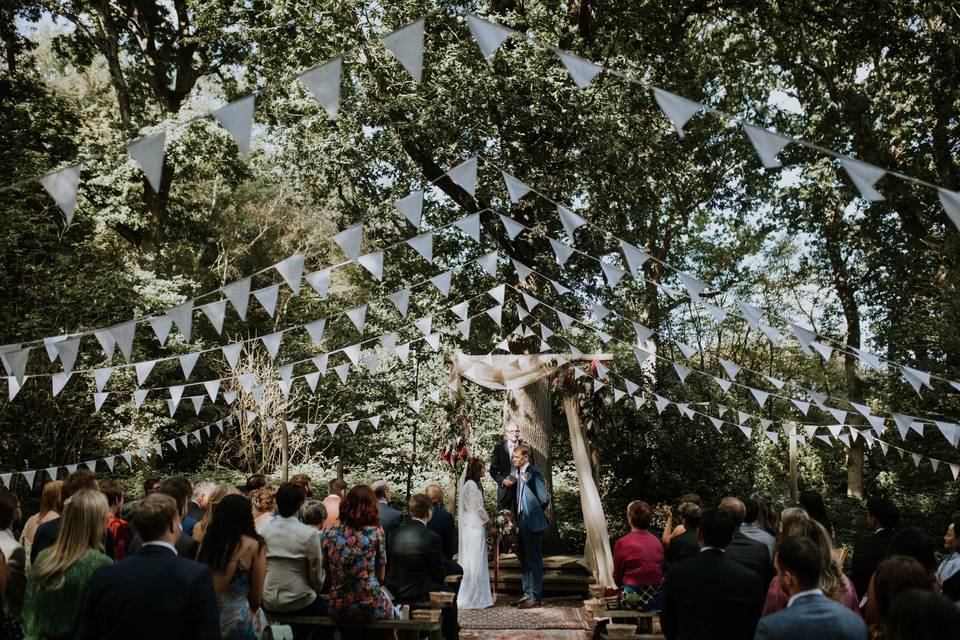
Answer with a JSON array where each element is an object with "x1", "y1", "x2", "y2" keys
[
  {"x1": 280, "y1": 422, "x2": 290, "y2": 483},
  {"x1": 789, "y1": 431, "x2": 798, "y2": 504}
]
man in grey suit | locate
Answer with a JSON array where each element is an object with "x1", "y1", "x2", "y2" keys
[
  {"x1": 372, "y1": 479, "x2": 402, "y2": 539},
  {"x1": 755, "y1": 536, "x2": 867, "y2": 640}
]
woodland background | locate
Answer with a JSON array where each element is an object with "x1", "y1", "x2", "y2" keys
[{"x1": 1, "y1": 0, "x2": 959, "y2": 553}]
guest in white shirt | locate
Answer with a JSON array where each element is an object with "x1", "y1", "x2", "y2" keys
[{"x1": 740, "y1": 497, "x2": 776, "y2": 560}]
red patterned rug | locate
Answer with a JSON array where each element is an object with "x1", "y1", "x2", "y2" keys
[
  {"x1": 458, "y1": 606, "x2": 593, "y2": 630},
  {"x1": 459, "y1": 632, "x2": 589, "y2": 640}
]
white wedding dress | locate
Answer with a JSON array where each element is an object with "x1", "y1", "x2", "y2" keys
[{"x1": 456, "y1": 477, "x2": 494, "y2": 609}]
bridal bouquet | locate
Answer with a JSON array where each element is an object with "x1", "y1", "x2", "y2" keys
[{"x1": 487, "y1": 510, "x2": 518, "y2": 551}]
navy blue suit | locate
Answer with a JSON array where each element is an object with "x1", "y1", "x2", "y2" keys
[
  {"x1": 754, "y1": 591, "x2": 867, "y2": 640},
  {"x1": 427, "y1": 503, "x2": 458, "y2": 560},
  {"x1": 515, "y1": 463, "x2": 550, "y2": 602},
  {"x1": 379, "y1": 500, "x2": 403, "y2": 539},
  {"x1": 78, "y1": 544, "x2": 220, "y2": 640}
]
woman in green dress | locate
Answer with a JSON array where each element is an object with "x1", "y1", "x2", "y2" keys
[{"x1": 22, "y1": 489, "x2": 112, "y2": 640}]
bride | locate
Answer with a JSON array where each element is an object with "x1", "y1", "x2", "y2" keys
[{"x1": 457, "y1": 456, "x2": 495, "y2": 609}]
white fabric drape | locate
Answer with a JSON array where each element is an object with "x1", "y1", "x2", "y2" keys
[{"x1": 449, "y1": 352, "x2": 568, "y2": 390}]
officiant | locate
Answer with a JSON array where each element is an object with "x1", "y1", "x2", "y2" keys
[{"x1": 489, "y1": 422, "x2": 527, "y2": 510}]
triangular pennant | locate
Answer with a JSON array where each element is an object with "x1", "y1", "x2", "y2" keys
[
  {"x1": 632, "y1": 322, "x2": 654, "y2": 344},
  {"x1": 134, "y1": 388, "x2": 149, "y2": 409},
  {"x1": 250, "y1": 385, "x2": 266, "y2": 408},
  {"x1": 93, "y1": 330, "x2": 116, "y2": 360},
  {"x1": 764, "y1": 430, "x2": 780, "y2": 444},
  {"x1": 557, "y1": 205, "x2": 587, "y2": 242},
  {"x1": 92, "y1": 367, "x2": 112, "y2": 393},
  {"x1": 343, "y1": 343, "x2": 362, "y2": 365},
  {"x1": 430, "y1": 271, "x2": 453, "y2": 296},
  {"x1": 590, "y1": 301, "x2": 611, "y2": 320},
  {"x1": 107, "y1": 321, "x2": 136, "y2": 362},
  {"x1": 893, "y1": 414, "x2": 912, "y2": 440},
  {"x1": 395, "y1": 342, "x2": 411, "y2": 364},
  {"x1": 447, "y1": 156, "x2": 478, "y2": 198},
  {"x1": 750, "y1": 387, "x2": 769, "y2": 408},
  {"x1": 332, "y1": 223, "x2": 363, "y2": 262},
  {"x1": 364, "y1": 353, "x2": 379, "y2": 375},
  {"x1": 127, "y1": 132, "x2": 165, "y2": 193},
  {"x1": 358, "y1": 251, "x2": 384, "y2": 281},
  {"x1": 222, "y1": 342, "x2": 243, "y2": 371},
  {"x1": 179, "y1": 352, "x2": 201, "y2": 379},
  {"x1": 425, "y1": 333, "x2": 440, "y2": 350},
  {"x1": 203, "y1": 379, "x2": 221, "y2": 402},
  {"x1": 738, "y1": 426, "x2": 753, "y2": 439},
  {"x1": 476, "y1": 251, "x2": 498, "y2": 277},
  {"x1": 407, "y1": 232, "x2": 434, "y2": 263},
  {"x1": 766, "y1": 375, "x2": 786, "y2": 390},
  {"x1": 935, "y1": 421, "x2": 960, "y2": 447},
  {"x1": 305, "y1": 269, "x2": 331, "y2": 299},
  {"x1": 380, "y1": 332, "x2": 397, "y2": 354},
  {"x1": 253, "y1": 284, "x2": 280, "y2": 318},
  {"x1": 453, "y1": 212, "x2": 482, "y2": 243},
  {"x1": 21, "y1": 470, "x2": 37, "y2": 488},
  {"x1": 389, "y1": 288, "x2": 411, "y2": 317},
  {"x1": 548, "y1": 238, "x2": 575, "y2": 266},
  {"x1": 840, "y1": 157, "x2": 886, "y2": 201},
  {"x1": 486, "y1": 306, "x2": 503, "y2": 326},
  {"x1": 487, "y1": 284, "x2": 506, "y2": 305},
  {"x1": 456, "y1": 318, "x2": 472, "y2": 339},
  {"x1": 634, "y1": 347, "x2": 654, "y2": 367},
  {"x1": 54, "y1": 340, "x2": 78, "y2": 377},
  {"x1": 704, "y1": 303, "x2": 727, "y2": 323},
  {"x1": 554, "y1": 48, "x2": 604, "y2": 88},
  {"x1": 719, "y1": 358, "x2": 741, "y2": 380},
  {"x1": 790, "y1": 323, "x2": 817, "y2": 356},
  {"x1": 415, "y1": 316, "x2": 434, "y2": 336},
  {"x1": 951, "y1": 464, "x2": 960, "y2": 481},
  {"x1": 501, "y1": 171, "x2": 532, "y2": 203},
  {"x1": 867, "y1": 414, "x2": 886, "y2": 434},
  {"x1": 304, "y1": 371, "x2": 320, "y2": 392},
  {"x1": 735, "y1": 300, "x2": 763, "y2": 329},
  {"x1": 274, "y1": 253, "x2": 305, "y2": 295},
  {"x1": 678, "y1": 272, "x2": 707, "y2": 301},
  {"x1": 346, "y1": 304, "x2": 368, "y2": 334},
  {"x1": 714, "y1": 376, "x2": 732, "y2": 393},
  {"x1": 199, "y1": 299, "x2": 228, "y2": 334},
  {"x1": 213, "y1": 94, "x2": 256, "y2": 158},
  {"x1": 222, "y1": 390, "x2": 237, "y2": 405},
  {"x1": 557, "y1": 310, "x2": 575, "y2": 331},
  {"x1": 222, "y1": 277, "x2": 251, "y2": 320},
  {"x1": 601, "y1": 262, "x2": 627, "y2": 287},
  {"x1": 675, "y1": 341, "x2": 698, "y2": 359},
  {"x1": 381, "y1": 17, "x2": 425, "y2": 83},
  {"x1": 852, "y1": 347, "x2": 882, "y2": 372},
  {"x1": 811, "y1": 341, "x2": 833, "y2": 361},
  {"x1": 327, "y1": 423, "x2": 339, "y2": 436},
  {"x1": 43, "y1": 335, "x2": 67, "y2": 362},
  {"x1": 166, "y1": 399, "x2": 178, "y2": 417},
  {"x1": 619, "y1": 240, "x2": 650, "y2": 278},
  {"x1": 742, "y1": 124, "x2": 791, "y2": 169},
  {"x1": 808, "y1": 389, "x2": 828, "y2": 408},
  {"x1": 499, "y1": 214, "x2": 526, "y2": 240},
  {"x1": 45, "y1": 466, "x2": 59, "y2": 480},
  {"x1": 521, "y1": 292, "x2": 540, "y2": 311},
  {"x1": 39, "y1": 164, "x2": 82, "y2": 224},
  {"x1": 900, "y1": 365, "x2": 933, "y2": 393},
  {"x1": 52, "y1": 372, "x2": 72, "y2": 397},
  {"x1": 260, "y1": 331, "x2": 284, "y2": 359},
  {"x1": 408, "y1": 399, "x2": 423, "y2": 413},
  {"x1": 673, "y1": 362, "x2": 691, "y2": 383},
  {"x1": 278, "y1": 378, "x2": 293, "y2": 399},
  {"x1": 804, "y1": 425, "x2": 819, "y2": 439},
  {"x1": 297, "y1": 57, "x2": 342, "y2": 119},
  {"x1": 369, "y1": 415, "x2": 381, "y2": 429},
  {"x1": 511, "y1": 259, "x2": 533, "y2": 281},
  {"x1": 0, "y1": 474, "x2": 10, "y2": 489},
  {"x1": 147, "y1": 315, "x2": 172, "y2": 347},
  {"x1": 167, "y1": 300, "x2": 194, "y2": 342},
  {"x1": 395, "y1": 189, "x2": 424, "y2": 228},
  {"x1": 450, "y1": 301, "x2": 470, "y2": 321},
  {"x1": 238, "y1": 372, "x2": 255, "y2": 392},
  {"x1": 305, "y1": 319, "x2": 326, "y2": 344},
  {"x1": 190, "y1": 395, "x2": 204, "y2": 415},
  {"x1": 937, "y1": 188, "x2": 960, "y2": 232},
  {"x1": 466, "y1": 13, "x2": 514, "y2": 61},
  {"x1": 652, "y1": 87, "x2": 702, "y2": 137}
]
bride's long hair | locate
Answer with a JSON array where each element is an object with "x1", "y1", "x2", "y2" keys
[{"x1": 465, "y1": 456, "x2": 485, "y2": 487}]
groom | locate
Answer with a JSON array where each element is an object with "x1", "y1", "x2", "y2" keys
[{"x1": 507, "y1": 442, "x2": 550, "y2": 609}]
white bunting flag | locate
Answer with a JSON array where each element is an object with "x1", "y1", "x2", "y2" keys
[
  {"x1": 430, "y1": 271, "x2": 452, "y2": 296},
  {"x1": 305, "y1": 269, "x2": 331, "y2": 299},
  {"x1": 396, "y1": 190, "x2": 424, "y2": 228},
  {"x1": 714, "y1": 376, "x2": 732, "y2": 393},
  {"x1": 453, "y1": 212, "x2": 482, "y2": 243},
  {"x1": 304, "y1": 371, "x2": 320, "y2": 392},
  {"x1": 199, "y1": 300, "x2": 228, "y2": 334},
  {"x1": 127, "y1": 132, "x2": 165, "y2": 193},
  {"x1": 448, "y1": 156, "x2": 478, "y2": 198},
  {"x1": 203, "y1": 379, "x2": 221, "y2": 402},
  {"x1": 21, "y1": 470, "x2": 37, "y2": 488},
  {"x1": 253, "y1": 284, "x2": 280, "y2": 317},
  {"x1": 476, "y1": 251, "x2": 498, "y2": 277},
  {"x1": 134, "y1": 388, "x2": 149, "y2": 409},
  {"x1": 364, "y1": 354, "x2": 379, "y2": 375},
  {"x1": 190, "y1": 396, "x2": 204, "y2": 415},
  {"x1": 168, "y1": 300, "x2": 194, "y2": 342},
  {"x1": 548, "y1": 239, "x2": 575, "y2": 266},
  {"x1": 222, "y1": 390, "x2": 237, "y2": 405},
  {"x1": 346, "y1": 304, "x2": 368, "y2": 334},
  {"x1": 557, "y1": 310, "x2": 575, "y2": 330},
  {"x1": 415, "y1": 316, "x2": 433, "y2": 336},
  {"x1": 719, "y1": 358, "x2": 741, "y2": 380},
  {"x1": 790, "y1": 323, "x2": 816, "y2": 356},
  {"x1": 703, "y1": 302, "x2": 727, "y2": 323},
  {"x1": 652, "y1": 88, "x2": 702, "y2": 137},
  {"x1": 52, "y1": 372, "x2": 72, "y2": 396},
  {"x1": 750, "y1": 387, "x2": 770, "y2": 408},
  {"x1": 486, "y1": 306, "x2": 503, "y2": 326},
  {"x1": 389, "y1": 288, "x2": 411, "y2": 317},
  {"x1": 764, "y1": 430, "x2": 780, "y2": 444},
  {"x1": 343, "y1": 343, "x2": 362, "y2": 365},
  {"x1": 278, "y1": 379, "x2": 292, "y2": 399},
  {"x1": 425, "y1": 333, "x2": 440, "y2": 350},
  {"x1": 277, "y1": 364, "x2": 294, "y2": 384},
  {"x1": 305, "y1": 319, "x2": 326, "y2": 344},
  {"x1": 557, "y1": 205, "x2": 587, "y2": 242},
  {"x1": 893, "y1": 414, "x2": 912, "y2": 440},
  {"x1": 675, "y1": 341, "x2": 698, "y2": 359},
  {"x1": 222, "y1": 342, "x2": 243, "y2": 371},
  {"x1": 678, "y1": 272, "x2": 707, "y2": 301},
  {"x1": 298, "y1": 58, "x2": 342, "y2": 119},
  {"x1": 0, "y1": 474, "x2": 11, "y2": 489},
  {"x1": 852, "y1": 347, "x2": 882, "y2": 372},
  {"x1": 250, "y1": 385, "x2": 265, "y2": 408},
  {"x1": 358, "y1": 251, "x2": 384, "y2": 281},
  {"x1": 766, "y1": 375, "x2": 786, "y2": 390},
  {"x1": 840, "y1": 157, "x2": 886, "y2": 201},
  {"x1": 501, "y1": 171, "x2": 532, "y2": 203},
  {"x1": 213, "y1": 94, "x2": 256, "y2": 158},
  {"x1": 521, "y1": 292, "x2": 540, "y2": 311},
  {"x1": 106, "y1": 321, "x2": 136, "y2": 362},
  {"x1": 736, "y1": 300, "x2": 763, "y2": 329},
  {"x1": 395, "y1": 342, "x2": 410, "y2": 364},
  {"x1": 332, "y1": 223, "x2": 363, "y2": 262},
  {"x1": 450, "y1": 301, "x2": 470, "y2": 321},
  {"x1": 466, "y1": 13, "x2": 514, "y2": 61},
  {"x1": 742, "y1": 124, "x2": 791, "y2": 169},
  {"x1": 93, "y1": 367, "x2": 112, "y2": 393},
  {"x1": 673, "y1": 362, "x2": 691, "y2": 383},
  {"x1": 590, "y1": 301, "x2": 611, "y2": 320},
  {"x1": 274, "y1": 253, "x2": 305, "y2": 295},
  {"x1": 43, "y1": 335, "x2": 66, "y2": 362},
  {"x1": 334, "y1": 363, "x2": 350, "y2": 383},
  {"x1": 811, "y1": 341, "x2": 833, "y2": 361},
  {"x1": 179, "y1": 352, "x2": 200, "y2": 379},
  {"x1": 601, "y1": 262, "x2": 626, "y2": 287},
  {"x1": 407, "y1": 232, "x2": 433, "y2": 263},
  {"x1": 39, "y1": 164, "x2": 82, "y2": 224},
  {"x1": 619, "y1": 240, "x2": 649, "y2": 277},
  {"x1": 900, "y1": 365, "x2": 932, "y2": 393},
  {"x1": 633, "y1": 322, "x2": 654, "y2": 343},
  {"x1": 554, "y1": 48, "x2": 604, "y2": 88},
  {"x1": 850, "y1": 401, "x2": 872, "y2": 417},
  {"x1": 381, "y1": 18, "x2": 425, "y2": 83},
  {"x1": 827, "y1": 407, "x2": 848, "y2": 424},
  {"x1": 499, "y1": 214, "x2": 526, "y2": 240},
  {"x1": 456, "y1": 318, "x2": 472, "y2": 339},
  {"x1": 739, "y1": 426, "x2": 753, "y2": 440},
  {"x1": 222, "y1": 277, "x2": 251, "y2": 320},
  {"x1": 260, "y1": 331, "x2": 284, "y2": 359},
  {"x1": 937, "y1": 188, "x2": 960, "y2": 231},
  {"x1": 487, "y1": 284, "x2": 506, "y2": 304}
]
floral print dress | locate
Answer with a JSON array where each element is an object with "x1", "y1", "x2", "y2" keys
[{"x1": 322, "y1": 524, "x2": 393, "y2": 622}]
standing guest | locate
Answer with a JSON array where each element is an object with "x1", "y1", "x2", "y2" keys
[
  {"x1": 23, "y1": 490, "x2": 113, "y2": 640},
  {"x1": 321, "y1": 479, "x2": 346, "y2": 528},
  {"x1": 261, "y1": 484, "x2": 325, "y2": 617},
  {"x1": 719, "y1": 496, "x2": 773, "y2": 586},
  {"x1": 865, "y1": 555, "x2": 934, "y2": 632},
  {"x1": 754, "y1": 536, "x2": 867, "y2": 640},
  {"x1": 119, "y1": 477, "x2": 162, "y2": 520},
  {"x1": 936, "y1": 513, "x2": 960, "y2": 602},
  {"x1": 130, "y1": 479, "x2": 200, "y2": 559},
  {"x1": 863, "y1": 527, "x2": 936, "y2": 624},
  {"x1": 186, "y1": 482, "x2": 216, "y2": 537},
  {"x1": 665, "y1": 502, "x2": 701, "y2": 563},
  {"x1": 751, "y1": 491, "x2": 780, "y2": 537},
  {"x1": 798, "y1": 490, "x2": 834, "y2": 538},
  {"x1": 850, "y1": 496, "x2": 899, "y2": 601},
  {"x1": 78, "y1": 493, "x2": 220, "y2": 640},
  {"x1": 322, "y1": 485, "x2": 393, "y2": 623},
  {"x1": 197, "y1": 495, "x2": 267, "y2": 640},
  {"x1": 244, "y1": 474, "x2": 268, "y2": 496},
  {"x1": 99, "y1": 481, "x2": 133, "y2": 562},
  {"x1": 887, "y1": 588, "x2": 960, "y2": 640},
  {"x1": 193, "y1": 484, "x2": 242, "y2": 544},
  {"x1": 31, "y1": 470, "x2": 112, "y2": 564},
  {"x1": 371, "y1": 480, "x2": 402, "y2": 539},
  {"x1": 613, "y1": 500, "x2": 664, "y2": 610},
  {"x1": 660, "y1": 507, "x2": 763, "y2": 640},
  {"x1": 386, "y1": 494, "x2": 463, "y2": 640},
  {"x1": 290, "y1": 474, "x2": 313, "y2": 498},
  {"x1": 740, "y1": 497, "x2": 776, "y2": 560},
  {"x1": 661, "y1": 493, "x2": 703, "y2": 547},
  {"x1": 761, "y1": 520, "x2": 859, "y2": 616},
  {"x1": 0, "y1": 487, "x2": 26, "y2": 637},
  {"x1": 489, "y1": 422, "x2": 523, "y2": 510},
  {"x1": 19, "y1": 480, "x2": 61, "y2": 572},
  {"x1": 302, "y1": 503, "x2": 328, "y2": 533},
  {"x1": 779, "y1": 506, "x2": 812, "y2": 534},
  {"x1": 250, "y1": 486, "x2": 278, "y2": 533},
  {"x1": 425, "y1": 483, "x2": 457, "y2": 560}
]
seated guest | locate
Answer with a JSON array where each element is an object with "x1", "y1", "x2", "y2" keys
[
  {"x1": 321, "y1": 479, "x2": 346, "y2": 528},
  {"x1": 0, "y1": 487, "x2": 26, "y2": 631},
  {"x1": 100, "y1": 481, "x2": 133, "y2": 561},
  {"x1": 119, "y1": 477, "x2": 161, "y2": 520},
  {"x1": 322, "y1": 485, "x2": 393, "y2": 623},
  {"x1": 863, "y1": 529, "x2": 936, "y2": 625},
  {"x1": 751, "y1": 490, "x2": 780, "y2": 537},
  {"x1": 244, "y1": 474, "x2": 268, "y2": 496},
  {"x1": 130, "y1": 479, "x2": 199, "y2": 559},
  {"x1": 851, "y1": 496, "x2": 899, "y2": 601},
  {"x1": 372, "y1": 479, "x2": 402, "y2": 539},
  {"x1": 20, "y1": 479, "x2": 61, "y2": 571},
  {"x1": 425, "y1": 483, "x2": 457, "y2": 560},
  {"x1": 303, "y1": 503, "x2": 328, "y2": 533},
  {"x1": 193, "y1": 484, "x2": 241, "y2": 543},
  {"x1": 386, "y1": 494, "x2": 463, "y2": 640},
  {"x1": 660, "y1": 507, "x2": 764, "y2": 640},
  {"x1": 261, "y1": 484, "x2": 325, "y2": 616},
  {"x1": 937, "y1": 512, "x2": 960, "y2": 602},
  {"x1": 719, "y1": 496, "x2": 773, "y2": 586},
  {"x1": 661, "y1": 492, "x2": 702, "y2": 546},
  {"x1": 887, "y1": 588, "x2": 960, "y2": 640},
  {"x1": 197, "y1": 494, "x2": 267, "y2": 639},
  {"x1": 762, "y1": 519, "x2": 859, "y2": 616},
  {"x1": 754, "y1": 536, "x2": 867, "y2": 640},
  {"x1": 665, "y1": 501, "x2": 701, "y2": 563},
  {"x1": 613, "y1": 500, "x2": 664, "y2": 610},
  {"x1": 31, "y1": 470, "x2": 112, "y2": 564},
  {"x1": 79, "y1": 493, "x2": 220, "y2": 640},
  {"x1": 798, "y1": 490, "x2": 834, "y2": 538},
  {"x1": 23, "y1": 490, "x2": 113, "y2": 640},
  {"x1": 740, "y1": 497, "x2": 776, "y2": 559},
  {"x1": 186, "y1": 482, "x2": 216, "y2": 537},
  {"x1": 865, "y1": 555, "x2": 934, "y2": 633},
  {"x1": 250, "y1": 485, "x2": 278, "y2": 533}
]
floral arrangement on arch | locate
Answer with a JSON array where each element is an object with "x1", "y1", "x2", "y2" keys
[{"x1": 439, "y1": 389, "x2": 471, "y2": 471}]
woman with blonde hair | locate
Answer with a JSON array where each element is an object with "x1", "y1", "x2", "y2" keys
[
  {"x1": 20, "y1": 480, "x2": 62, "y2": 571},
  {"x1": 192, "y1": 484, "x2": 241, "y2": 543},
  {"x1": 22, "y1": 489, "x2": 112, "y2": 639}
]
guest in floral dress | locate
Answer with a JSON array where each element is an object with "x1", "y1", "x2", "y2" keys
[
  {"x1": 198, "y1": 494, "x2": 267, "y2": 640},
  {"x1": 322, "y1": 485, "x2": 393, "y2": 623}
]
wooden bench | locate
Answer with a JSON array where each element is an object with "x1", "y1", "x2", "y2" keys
[
  {"x1": 265, "y1": 614, "x2": 442, "y2": 640},
  {"x1": 592, "y1": 609, "x2": 664, "y2": 640}
]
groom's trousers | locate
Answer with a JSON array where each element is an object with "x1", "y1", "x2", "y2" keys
[{"x1": 518, "y1": 524, "x2": 544, "y2": 602}]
